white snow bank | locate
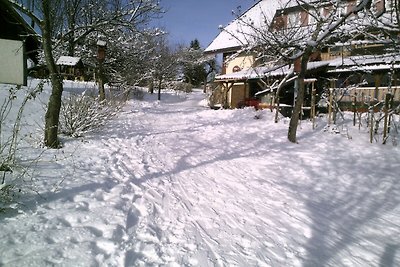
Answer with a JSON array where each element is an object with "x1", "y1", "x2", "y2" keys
[{"x1": 0, "y1": 80, "x2": 399, "y2": 266}]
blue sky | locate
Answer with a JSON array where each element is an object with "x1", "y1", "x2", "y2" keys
[{"x1": 155, "y1": 0, "x2": 258, "y2": 48}]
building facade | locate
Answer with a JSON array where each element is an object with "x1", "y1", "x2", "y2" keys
[{"x1": 205, "y1": 0, "x2": 400, "y2": 112}]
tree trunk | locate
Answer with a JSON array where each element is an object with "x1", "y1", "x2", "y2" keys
[
  {"x1": 149, "y1": 80, "x2": 154, "y2": 94},
  {"x1": 158, "y1": 78, "x2": 162, "y2": 101},
  {"x1": 288, "y1": 50, "x2": 312, "y2": 143},
  {"x1": 98, "y1": 60, "x2": 106, "y2": 101},
  {"x1": 42, "y1": 0, "x2": 63, "y2": 148},
  {"x1": 67, "y1": 26, "x2": 75, "y2": 57}
]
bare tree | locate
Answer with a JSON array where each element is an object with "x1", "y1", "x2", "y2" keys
[
  {"x1": 7, "y1": 0, "x2": 163, "y2": 148},
  {"x1": 106, "y1": 29, "x2": 163, "y2": 87},
  {"x1": 8, "y1": 0, "x2": 65, "y2": 147},
  {"x1": 55, "y1": 0, "x2": 163, "y2": 57},
  {"x1": 151, "y1": 36, "x2": 179, "y2": 101},
  {"x1": 225, "y1": 0, "x2": 378, "y2": 142}
]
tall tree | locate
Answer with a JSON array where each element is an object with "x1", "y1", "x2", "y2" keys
[
  {"x1": 182, "y1": 39, "x2": 208, "y2": 87},
  {"x1": 7, "y1": 0, "x2": 163, "y2": 148},
  {"x1": 7, "y1": 0, "x2": 64, "y2": 147},
  {"x1": 55, "y1": 0, "x2": 163, "y2": 58},
  {"x1": 41, "y1": 0, "x2": 64, "y2": 147},
  {"x1": 151, "y1": 36, "x2": 179, "y2": 100}
]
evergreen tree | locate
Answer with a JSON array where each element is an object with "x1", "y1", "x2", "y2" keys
[{"x1": 183, "y1": 39, "x2": 207, "y2": 87}]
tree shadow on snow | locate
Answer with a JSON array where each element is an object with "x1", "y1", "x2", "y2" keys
[{"x1": 275, "y1": 142, "x2": 400, "y2": 266}]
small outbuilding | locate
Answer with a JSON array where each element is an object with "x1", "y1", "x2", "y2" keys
[{"x1": 56, "y1": 56, "x2": 85, "y2": 81}]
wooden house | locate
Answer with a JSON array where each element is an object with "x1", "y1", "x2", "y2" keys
[
  {"x1": 56, "y1": 56, "x2": 85, "y2": 81},
  {"x1": 204, "y1": 0, "x2": 279, "y2": 108},
  {"x1": 205, "y1": 0, "x2": 399, "y2": 113}
]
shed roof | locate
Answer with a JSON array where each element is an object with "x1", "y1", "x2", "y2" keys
[{"x1": 56, "y1": 56, "x2": 82, "y2": 66}]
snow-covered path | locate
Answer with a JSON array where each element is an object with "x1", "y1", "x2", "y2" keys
[{"x1": 1, "y1": 88, "x2": 400, "y2": 266}]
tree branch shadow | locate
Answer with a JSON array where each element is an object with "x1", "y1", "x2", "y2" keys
[{"x1": 276, "y1": 143, "x2": 400, "y2": 266}]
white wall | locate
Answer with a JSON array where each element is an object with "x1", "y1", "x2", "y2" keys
[{"x1": 0, "y1": 39, "x2": 26, "y2": 86}]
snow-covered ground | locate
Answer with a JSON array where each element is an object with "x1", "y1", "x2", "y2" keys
[{"x1": 0, "y1": 79, "x2": 399, "y2": 266}]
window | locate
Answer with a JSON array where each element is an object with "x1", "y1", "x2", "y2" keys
[
  {"x1": 300, "y1": 11, "x2": 309, "y2": 26},
  {"x1": 322, "y1": 5, "x2": 333, "y2": 18},
  {"x1": 308, "y1": 9, "x2": 317, "y2": 25},
  {"x1": 272, "y1": 14, "x2": 287, "y2": 30},
  {"x1": 374, "y1": 0, "x2": 385, "y2": 16},
  {"x1": 288, "y1": 11, "x2": 300, "y2": 28},
  {"x1": 347, "y1": 0, "x2": 357, "y2": 14}
]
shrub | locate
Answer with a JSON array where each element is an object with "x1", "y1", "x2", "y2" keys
[
  {"x1": 0, "y1": 81, "x2": 44, "y2": 211},
  {"x1": 165, "y1": 81, "x2": 193, "y2": 93},
  {"x1": 59, "y1": 93, "x2": 122, "y2": 138}
]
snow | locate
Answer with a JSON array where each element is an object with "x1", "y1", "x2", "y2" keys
[
  {"x1": 1, "y1": 79, "x2": 400, "y2": 266},
  {"x1": 216, "y1": 54, "x2": 400, "y2": 82},
  {"x1": 205, "y1": 0, "x2": 289, "y2": 54},
  {"x1": 96, "y1": 40, "x2": 107, "y2": 47},
  {"x1": 328, "y1": 54, "x2": 400, "y2": 73},
  {"x1": 215, "y1": 61, "x2": 329, "y2": 81},
  {"x1": 56, "y1": 56, "x2": 82, "y2": 66}
]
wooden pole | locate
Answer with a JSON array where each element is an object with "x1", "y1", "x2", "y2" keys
[
  {"x1": 352, "y1": 94, "x2": 357, "y2": 126},
  {"x1": 311, "y1": 82, "x2": 316, "y2": 129},
  {"x1": 388, "y1": 93, "x2": 394, "y2": 134},
  {"x1": 328, "y1": 88, "x2": 333, "y2": 125},
  {"x1": 270, "y1": 95, "x2": 274, "y2": 112},
  {"x1": 98, "y1": 60, "x2": 105, "y2": 101},
  {"x1": 97, "y1": 42, "x2": 106, "y2": 102},
  {"x1": 370, "y1": 108, "x2": 374, "y2": 143},
  {"x1": 383, "y1": 93, "x2": 391, "y2": 144}
]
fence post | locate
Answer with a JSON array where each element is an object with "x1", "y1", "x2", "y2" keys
[
  {"x1": 383, "y1": 93, "x2": 392, "y2": 144},
  {"x1": 369, "y1": 108, "x2": 374, "y2": 143},
  {"x1": 352, "y1": 93, "x2": 357, "y2": 126},
  {"x1": 328, "y1": 88, "x2": 333, "y2": 125},
  {"x1": 311, "y1": 82, "x2": 316, "y2": 129}
]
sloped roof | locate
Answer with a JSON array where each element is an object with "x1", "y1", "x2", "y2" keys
[
  {"x1": 56, "y1": 56, "x2": 82, "y2": 66},
  {"x1": 215, "y1": 54, "x2": 400, "y2": 82},
  {"x1": 328, "y1": 54, "x2": 400, "y2": 72},
  {"x1": 215, "y1": 66, "x2": 289, "y2": 81},
  {"x1": 204, "y1": 0, "x2": 292, "y2": 54},
  {"x1": 215, "y1": 61, "x2": 329, "y2": 81},
  {"x1": 0, "y1": 0, "x2": 41, "y2": 62}
]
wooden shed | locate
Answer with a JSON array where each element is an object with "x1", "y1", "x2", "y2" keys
[{"x1": 56, "y1": 56, "x2": 85, "y2": 81}]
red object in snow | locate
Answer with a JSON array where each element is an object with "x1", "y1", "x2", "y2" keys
[{"x1": 236, "y1": 98, "x2": 260, "y2": 109}]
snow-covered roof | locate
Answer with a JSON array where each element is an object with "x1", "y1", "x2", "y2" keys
[
  {"x1": 215, "y1": 66, "x2": 290, "y2": 81},
  {"x1": 204, "y1": 0, "x2": 292, "y2": 54},
  {"x1": 328, "y1": 54, "x2": 400, "y2": 72},
  {"x1": 56, "y1": 56, "x2": 82, "y2": 66},
  {"x1": 215, "y1": 61, "x2": 329, "y2": 81},
  {"x1": 215, "y1": 54, "x2": 400, "y2": 81}
]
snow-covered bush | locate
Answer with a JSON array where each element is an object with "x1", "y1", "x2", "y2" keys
[
  {"x1": 167, "y1": 81, "x2": 193, "y2": 93},
  {"x1": 59, "y1": 93, "x2": 122, "y2": 138}
]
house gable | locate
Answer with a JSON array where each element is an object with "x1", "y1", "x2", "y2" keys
[{"x1": 204, "y1": 0, "x2": 291, "y2": 55}]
